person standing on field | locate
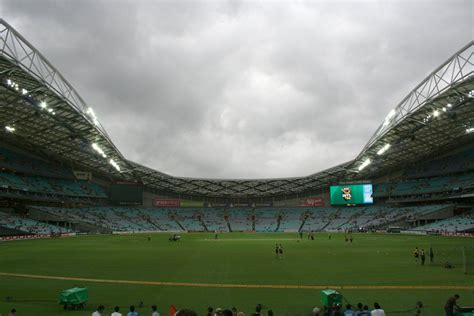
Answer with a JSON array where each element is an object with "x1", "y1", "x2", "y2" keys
[
  {"x1": 421, "y1": 249, "x2": 426, "y2": 265},
  {"x1": 111, "y1": 306, "x2": 122, "y2": 316},
  {"x1": 151, "y1": 305, "x2": 160, "y2": 316},
  {"x1": 92, "y1": 306, "x2": 104, "y2": 316},
  {"x1": 413, "y1": 247, "x2": 419, "y2": 262},
  {"x1": 429, "y1": 247, "x2": 434, "y2": 263},
  {"x1": 127, "y1": 305, "x2": 138, "y2": 316},
  {"x1": 444, "y1": 294, "x2": 461, "y2": 316},
  {"x1": 370, "y1": 303, "x2": 385, "y2": 316}
]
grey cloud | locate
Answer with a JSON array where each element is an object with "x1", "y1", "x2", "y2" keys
[{"x1": 1, "y1": 0, "x2": 471, "y2": 178}]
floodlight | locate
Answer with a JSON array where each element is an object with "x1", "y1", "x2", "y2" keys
[
  {"x1": 6, "y1": 79, "x2": 12, "y2": 86},
  {"x1": 447, "y1": 103, "x2": 452, "y2": 108},
  {"x1": 377, "y1": 143, "x2": 391, "y2": 155},
  {"x1": 467, "y1": 127, "x2": 474, "y2": 134},
  {"x1": 442, "y1": 107, "x2": 447, "y2": 112},
  {"x1": 468, "y1": 90, "x2": 474, "y2": 98},
  {"x1": 91, "y1": 142, "x2": 107, "y2": 158},
  {"x1": 358, "y1": 158, "x2": 371, "y2": 171},
  {"x1": 47, "y1": 108, "x2": 53, "y2": 113},
  {"x1": 109, "y1": 159, "x2": 121, "y2": 172},
  {"x1": 21, "y1": 88, "x2": 28, "y2": 95},
  {"x1": 40, "y1": 101, "x2": 47, "y2": 109},
  {"x1": 433, "y1": 110, "x2": 440, "y2": 117},
  {"x1": 5, "y1": 126, "x2": 15, "y2": 133}
]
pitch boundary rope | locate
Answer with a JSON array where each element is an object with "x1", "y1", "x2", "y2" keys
[{"x1": 0, "y1": 272, "x2": 472, "y2": 290}]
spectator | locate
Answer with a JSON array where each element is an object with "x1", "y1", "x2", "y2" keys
[
  {"x1": 357, "y1": 305, "x2": 370, "y2": 316},
  {"x1": 444, "y1": 294, "x2": 460, "y2": 316},
  {"x1": 92, "y1": 305, "x2": 105, "y2": 316},
  {"x1": 112, "y1": 306, "x2": 122, "y2": 316},
  {"x1": 215, "y1": 308, "x2": 223, "y2": 316},
  {"x1": 355, "y1": 303, "x2": 363, "y2": 315},
  {"x1": 236, "y1": 313, "x2": 245, "y2": 316},
  {"x1": 312, "y1": 307, "x2": 320, "y2": 316},
  {"x1": 344, "y1": 304, "x2": 355, "y2": 316},
  {"x1": 231, "y1": 307, "x2": 238, "y2": 316},
  {"x1": 222, "y1": 310, "x2": 233, "y2": 316},
  {"x1": 322, "y1": 306, "x2": 330, "y2": 316},
  {"x1": 207, "y1": 307, "x2": 214, "y2": 316},
  {"x1": 127, "y1": 305, "x2": 139, "y2": 316},
  {"x1": 8, "y1": 310, "x2": 16, "y2": 316},
  {"x1": 332, "y1": 304, "x2": 342, "y2": 316},
  {"x1": 371, "y1": 303, "x2": 385, "y2": 316},
  {"x1": 360, "y1": 305, "x2": 371, "y2": 316},
  {"x1": 151, "y1": 305, "x2": 160, "y2": 316}
]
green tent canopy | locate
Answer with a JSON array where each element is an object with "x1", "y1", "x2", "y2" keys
[
  {"x1": 59, "y1": 287, "x2": 88, "y2": 306},
  {"x1": 320, "y1": 289, "x2": 342, "y2": 307}
]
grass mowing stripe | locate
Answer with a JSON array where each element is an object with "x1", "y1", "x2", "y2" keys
[{"x1": 1, "y1": 272, "x2": 473, "y2": 290}]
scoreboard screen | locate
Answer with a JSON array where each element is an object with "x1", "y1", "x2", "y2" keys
[
  {"x1": 110, "y1": 183, "x2": 143, "y2": 205},
  {"x1": 330, "y1": 184, "x2": 373, "y2": 205}
]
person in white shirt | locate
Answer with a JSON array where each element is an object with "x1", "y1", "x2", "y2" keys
[
  {"x1": 92, "y1": 305, "x2": 105, "y2": 316},
  {"x1": 112, "y1": 306, "x2": 122, "y2": 316},
  {"x1": 371, "y1": 302, "x2": 385, "y2": 316},
  {"x1": 151, "y1": 305, "x2": 160, "y2": 316}
]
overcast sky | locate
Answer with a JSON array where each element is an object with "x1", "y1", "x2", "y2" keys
[{"x1": 1, "y1": 0, "x2": 472, "y2": 179}]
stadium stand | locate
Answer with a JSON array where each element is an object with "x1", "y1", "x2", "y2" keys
[
  {"x1": 0, "y1": 210, "x2": 70, "y2": 234},
  {"x1": 25, "y1": 204, "x2": 464, "y2": 234},
  {"x1": 405, "y1": 147, "x2": 474, "y2": 179},
  {"x1": 0, "y1": 171, "x2": 107, "y2": 199},
  {"x1": 0, "y1": 147, "x2": 74, "y2": 179},
  {"x1": 411, "y1": 212, "x2": 474, "y2": 232}
]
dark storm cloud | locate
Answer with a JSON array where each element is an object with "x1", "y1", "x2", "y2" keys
[{"x1": 1, "y1": 0, "x2": 472, "y2": 178}]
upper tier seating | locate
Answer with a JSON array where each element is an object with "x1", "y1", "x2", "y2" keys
[
  {"x1": 0, "y1": 172, "x2": 107, "y2": 198},
  {"x1": 406, "y1": 147, "x2": 474, "y2": 178},
  {"x1": 373, "y1": 172, "x2": 474, "y2": 198},
  {"x1": 0, "y1": 147, "x2": 73, "y2": 178}
]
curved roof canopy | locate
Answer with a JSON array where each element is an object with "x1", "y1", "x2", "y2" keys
[{"x1": 0, "y1": 19, "x2": 473, "y2": 198}]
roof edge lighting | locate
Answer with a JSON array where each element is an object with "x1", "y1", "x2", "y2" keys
[
  {"x1": 91, "y1": 142, "x2": 107, "y2": 158},
  {"x1": 109, "y1": 159, "x2": 121, "y2": 172},
  {"x1": 376, "y1": 143, "x2": 391, "y2": 156},
  {"x1": 358, "y1": 158, "x2": 371, "y2": 171}
]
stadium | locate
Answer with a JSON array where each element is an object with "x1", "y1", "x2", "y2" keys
[{"x1": 0, "y1": 14, "x2": 473, "y2": 316}]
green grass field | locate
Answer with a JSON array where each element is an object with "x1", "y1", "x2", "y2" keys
[{"x1": 0, "y1": 233, "x2": 473, "y2": 315}]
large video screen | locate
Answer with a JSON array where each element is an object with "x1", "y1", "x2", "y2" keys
[
  {"x1": 330, "y1": 184, "x2": 373, "y2": 205},
  {"x1": 110, "y1": 183, "x2": 143, "y2": 205}
]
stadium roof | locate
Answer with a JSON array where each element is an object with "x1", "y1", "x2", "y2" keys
[{"x1": 0, "y1": 19, "x2": 473, "y2": 198}]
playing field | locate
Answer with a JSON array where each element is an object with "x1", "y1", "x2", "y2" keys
[{"x1": 0, "y1": 233, "x2": 472, "y2": 315}]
